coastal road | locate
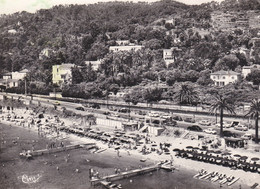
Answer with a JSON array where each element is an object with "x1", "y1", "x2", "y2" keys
[{"x1": 1, "y1": 93, "x2": 255, "y2": 137}]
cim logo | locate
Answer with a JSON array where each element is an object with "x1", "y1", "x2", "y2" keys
[{"x1": 18, "y1": 172, "x2": 43, "y2": 184}]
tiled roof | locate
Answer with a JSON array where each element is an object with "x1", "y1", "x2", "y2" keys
[
  {"x1": 211, "y1": 70, "x2": 241, "y2": 75},
  {"x1": 19, "y1": 69, "x2": 29, "y2": 73},
  {"x1": 60, "y1": 63, "x2": 75, "y2": 68},
  {"x1": 3, "y1": 72, "x2": 12, "y2": 76}
]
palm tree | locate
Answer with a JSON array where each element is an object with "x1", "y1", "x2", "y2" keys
[
  {"x1": 174, "y1": 83, "x2": 198, "y2": 105},
  {"x1": 210, "y1": 93, "x2": 235, "y2": 137},
  {"x1": 245, "y1": 99, "x2": 260, "y2": 144}
]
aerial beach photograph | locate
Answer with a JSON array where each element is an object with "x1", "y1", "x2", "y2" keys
[{"x1": 1, "y1": 0, "x2": 260, "y2": 189}]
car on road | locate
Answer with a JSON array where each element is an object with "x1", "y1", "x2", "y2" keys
[
  {"x1": 215, "y1": 122, "x2": 231, "y2": 128},
  {"x1": 52, "y1": 101, "x2": 60, "y2": 106},
  {"x1": 148, "y1": 111, "x2": 160, "y2": 117},
  {"x1": 118, "y1": 108, "x2": 130, "y2": 113},
  {"x1": 203, "y1": 128, "x2": 217, "y2": 134},
  {"x1": 90, "y1": 104, "x2": 100, "y2": 109},
  {"x1": 234, "y1": 125, "x2": 248, "y2": 131},
  {"x1": 187, "y1": 125, "x2": 203, "y2": 132},
  {"x1": 75, "y1": 107, "x2": 85, "y2": 111},
  {"x1": 199, "y1": 120, "x2": 211, "y2": 126}
]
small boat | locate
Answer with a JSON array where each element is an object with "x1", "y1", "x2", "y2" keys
[
  {"x1": 19, "y1": 151, "x2": 33, "y2": 159},
  {"x1": 228, "y1": 177, "x2": 239, "y2": 186},
  {"x1": 101, "y1": 182, "x2": 122, "y2": 189},
  {"x1": 219, "y1": 178, "x2": 227, "y2": 184},
  {"x1": 140, "y1": 158, "x2": 147, "y2": 162},
  {"x1": 199, "y1": 172, "x2": 212, "y2": 179},
  {"x1": 251, "y1": 183, "x2": 259, "y2": 189},
  {"x1": 211, "y1": 176, "x2": 219, "y2": 182}
]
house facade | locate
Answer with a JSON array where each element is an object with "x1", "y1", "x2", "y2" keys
[
  {"x1": 210, "y1": 70, "x2": 241, "y2": 86},
  {"x1": 39, "y1": 48, "x2": 56, "y2": 60},
  {"x1": 0, "y1": 69, "x2": 28, "y2": 89},
  {"x1": 85, "y1": 60, "x2": 102, "y2": 71},
  {"x1": 12, "y1": 69, "x2": 28, "y2": 80},
  {"x1": 242, "y1": 64, "x2": 260, "y2": 78},
  {"x1": 109, "y1": 45, "x2": 143, "y2": 52},
  {"x1": 52, "y1": 64, "x2": 74, "y2": 85},
  {"x1": 163, "y1": 47, "x2": 181, "y2": 67},
  {"x1": 115, "y1": 40, "x2": 130, "y2": 46}
]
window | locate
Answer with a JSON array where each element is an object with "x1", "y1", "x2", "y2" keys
[
  {"x1": 213, "y1": 76, "x2": 216, "y2": 79},
  {"x1": 231, "y1": 76, "x2": 234, "y2": 79},
  {"x1": 222, "y1": 76, "x2": 225, "y2": 79}
]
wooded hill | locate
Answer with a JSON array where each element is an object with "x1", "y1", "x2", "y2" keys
[{"x1": 1, "y1": 0, "x2": 260, "y2": 102}]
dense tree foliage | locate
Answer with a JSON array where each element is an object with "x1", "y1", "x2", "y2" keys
[{"x1": 0, "y1": 0, "x2": 260, "y2": 103}]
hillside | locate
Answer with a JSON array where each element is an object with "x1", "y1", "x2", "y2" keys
[{"x1": 0, "y1": 0, "x2": 260, "y2": 102}]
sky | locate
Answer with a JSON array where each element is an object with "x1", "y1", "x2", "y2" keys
[{"x1": 0, "y1": 0, "x2": 224, "y2": 15}]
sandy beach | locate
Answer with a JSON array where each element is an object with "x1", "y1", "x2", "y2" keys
[{"x1": 0, "y1": 108, "x2": 259, "y2": 189}]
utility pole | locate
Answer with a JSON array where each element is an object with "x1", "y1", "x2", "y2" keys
[{"x1": 24, "y1": 78, "x2": 27, "y2": 96}]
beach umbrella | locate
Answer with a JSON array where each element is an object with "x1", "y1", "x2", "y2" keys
[
  {"x1": 186, "y1": 146, "x2": 193, "y2": 149},
  {"x1": 222, "y1": 152, "x2": 231, "y2": 156},
  {"x1": 193, "y1": 147, "x2": 200, "y2": 150},
  {"x1": 233, "y1": 154, "x2": 241, "y2": 157},
  {"x1": 213, "y1": 150, "x2": 222, "y2": 154},
  {"x1": 251, "y1": 157, "x2": 260, "y2": 162},
  {"x1": 173, "y1": 148, "x2": 180, "y2": 152},
  {"x1": 240, "y1": 156, "x2": 248, "y2": 160}
]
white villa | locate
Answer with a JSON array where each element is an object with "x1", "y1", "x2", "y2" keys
[
  {"x1": 109, "y1": 45, "x2": 143, "y2": 52},
  {"x1": 210, "y1": 70, "x2": 241, "y2": 86},
  {"x1": 163, "y1": 47, "x2": 181, "y2": 66},
  {"x1": 52, "y1": 64, "x2": 74, "y2": 85}
]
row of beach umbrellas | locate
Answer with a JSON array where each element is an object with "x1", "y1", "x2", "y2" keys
[{"x1": 172, "y1": 146, "x2": 260, "y2": 162}]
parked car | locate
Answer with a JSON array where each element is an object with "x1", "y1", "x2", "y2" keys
[
  {"x1": 252, "y1": 137, "x2": 259, "y2": 142},
  {"x1": 184, "y1": 117, "x2": 195, "y2": 123},
  {"x1": 103, "y1": 112, "x2": 111, "y2": 115},
  {"x1": 230, "y1": 121, "x2": 240, "y2": 127},
  {"x1": 187, "y1": 125, "x2": 203, "y2": 132},
  {"x1": 199, "y1": 120, "x2": 211, "y2": 126},
  {"x1": 223, "y1": 130, "x2": 237, "y2": 138},
  {"x1": 241, "y1": 133, "x2": 252, "y2": 140},
  {"x1": 151, "y1": 120, "x2": 160, "y2": 124},
  {"x1": 172, "y1": 115, "x2": 183, "y2": 121},
  {"x1": 203, "y1": 128, "x2": 217, "y2": 134},
  {"x1": 75, "y1": 107, "x2": 85, "y2": 111},
  {"x1": 234, "y1": 125, "x2": 248, "y2": 131},
  {"x1": 161, "y1": 114, "x2": 171, "y2": 120},
  {"x1": 163, "y1": 120, "x2": 177, "y2": 127}
]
